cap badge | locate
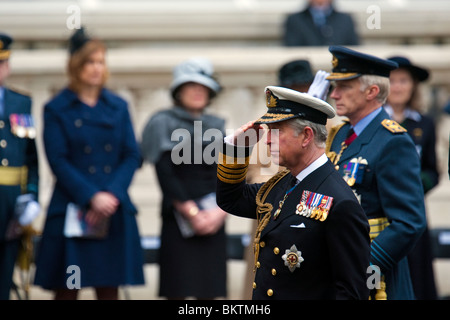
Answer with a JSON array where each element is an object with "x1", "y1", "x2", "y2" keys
[
  {"x1": 282, "y1": 244, "x2": 304, "y2": 273},
  {"x1": 265, "y1": 88, "x2": 278, "y2": 108},
  {"x1": 332, "y1": 55, "x2": 339, "y2": 68}
]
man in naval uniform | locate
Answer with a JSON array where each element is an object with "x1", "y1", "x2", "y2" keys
[
  {"x1": 216, "y1": 84, "x2": 370, "y2": 300},
  {"x1": 0, "y1": 33, "x2": 40, "y2": 299},
  {"x1": 324, "y1": 46, "x2": 426, "y2": 300}
]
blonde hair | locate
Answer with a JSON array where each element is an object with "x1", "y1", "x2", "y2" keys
[
  {"x1": 67, "y1": 39, "x2": 109, "y2": 93},
  {"x1": 358, "y1": 75, "x2": 390, "y2": 104}
]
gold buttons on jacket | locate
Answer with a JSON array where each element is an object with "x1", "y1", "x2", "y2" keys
[
  {"x1": 260, "y1": 241, "x2": 265, "y2": 248},
  {"x1": 0, "y1": 139, "x2": 6, "y2": 148},
  {"x1": 74, "y1": 119, "x2": 83, "y2": 127},
  {"x1": 267, "y1": 289, "x2": 273, "y2": 297},
  {"x1": 252, "y1": 282, "x2": 257, "y2": 289},
  {"x1": 1, "y1": 158, "x2": 9, "y2": 166},
  {"x1": 0, "y1": 120, "x2": 4, "y2": 128},
  {"x1": 271, "y1": 268, "x2": 277, "y2": 276},
  {"x1": 273, "y1": 247, "x2": 280, "y2": 255},
  {"x1": 256, "y1": 261, "x2": 260, "y2": 268},
  {"x1": 84, "y1": 146, "x2": 92, "y2": 154}
]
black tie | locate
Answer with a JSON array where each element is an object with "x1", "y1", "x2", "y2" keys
[{"x1": 290, "y1": 175, "x2": 298, "y2": 187}]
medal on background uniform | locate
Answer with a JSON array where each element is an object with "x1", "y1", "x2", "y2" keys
[
  {"x1": 9, "y1": 113, "x2": 36, "y2": 139},
  {"x1": 343, "y1": 157, "x2": 368, "y2": 187},
  {"x1": 25, "y1": 114, "x2": 36, "y2": 139}
]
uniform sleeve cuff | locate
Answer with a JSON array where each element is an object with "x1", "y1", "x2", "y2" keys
[{"x1": 217, "y1": 141, "x2": 252, "y2": 184}]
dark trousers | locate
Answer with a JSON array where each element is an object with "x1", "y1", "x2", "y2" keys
[
  {"x1": 407, "y1": 227, "x2": 438, "y2": 300},
  {"x1": 0, "y1": 239, "x2": 20, "y2": 300}
]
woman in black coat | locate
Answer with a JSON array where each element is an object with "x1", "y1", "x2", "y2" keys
[{"x1": 140, "y1": 57, "x2": 228, "y2": 299}]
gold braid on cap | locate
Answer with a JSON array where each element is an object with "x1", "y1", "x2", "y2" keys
[{"x1": 253, "y1": 168, "x2": 290, "y2": 271}]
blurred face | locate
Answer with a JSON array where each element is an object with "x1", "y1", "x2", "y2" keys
[
  {"x1": 178, "y1": 82, "x2": 210, "y2": 112},
  {"x1": 309, "y1": 0, "x2": 332, "y2": 8},
  {"x1": 79, "y1": 49, "x2": 106, "y2": 88},
  {"x1": 0, "y1": 60, "x2": 10, "y2": 86},
  {"x1": 388, "y1": 68, "x2": 415, "y2": 106},
  {"x1": 329, "y1": 78, "x2": 368, "y2": 121},
  {"x1": 266, "y1": 121, "x2": 303, "y2": 169}
]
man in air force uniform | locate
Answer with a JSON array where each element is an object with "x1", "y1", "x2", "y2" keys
[
  {"x1": 0, "y1": 33, "x2": 39, "y2": 300},
  {"x1": 325, "y1": 46, "x2": 426, "y2": 300}
]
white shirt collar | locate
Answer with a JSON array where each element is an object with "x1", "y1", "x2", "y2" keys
[
  {"x1": 295, "y1": 153, "x2": 328, "y2": 182},
  {"x1": 384, "y1": 104, "x2": 421, "y2": 122}
]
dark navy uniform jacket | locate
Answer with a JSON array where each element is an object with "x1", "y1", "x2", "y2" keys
[
  {"x1": 326, "y1": 107, "x2": 426, "y2": 300},
  {"x1": 217, "y1": 149, "x2": 370, "y2": 300},
  {"x1": 0, "y1": 87, "x2": 38, "y2": 299},
  {"x1": 0, "y1": 87, "x2": 38, "y2": 238}
]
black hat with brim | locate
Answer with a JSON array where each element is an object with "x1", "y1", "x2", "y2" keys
[
  {"x1": 278, "y1": 60, "x2": 314, "y2": 87},
  {"x1": 326, "y1": 46, "x2": 398, "y2": 81},
  {"x1": 0, "y1": 33, "x2": 13, "y2": 60},
  {"x1": 387, "y1": 56, "x2": 429, "y2": 82}
]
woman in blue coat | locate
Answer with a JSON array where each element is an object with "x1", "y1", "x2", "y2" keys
[{"x1": 33, "y1": 28, "x2": 145, "y2": 299}]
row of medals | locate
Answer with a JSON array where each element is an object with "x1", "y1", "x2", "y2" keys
[
  {"x1": 295, "y1": 201, "x2": 328, "y2": 221},
  {"x1": 10, "y1": 114, "x2": 36, "y2": 139}
]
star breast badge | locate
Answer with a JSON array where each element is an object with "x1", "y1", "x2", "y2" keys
[{"x1": 282, "y1": 244, "x2": 304, "y2": 273}]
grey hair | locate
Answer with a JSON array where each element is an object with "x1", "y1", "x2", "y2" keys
[
  {"x1": 358, "y1": 75, "x2": 390, "y2": 104},
  {"x1": 287, "y1": 117, "x2": 328, "y2": 148}
]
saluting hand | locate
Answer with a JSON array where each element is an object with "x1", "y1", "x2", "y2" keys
[
  {"x1": 307, "y1": 70, "x2": 331, "y2": 100},
  {"x1": 232, "y1": 121, "x2": 264, "y2": 147}
]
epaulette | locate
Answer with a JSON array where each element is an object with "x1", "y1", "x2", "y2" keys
[
  {"x1": 8, "y1": 86, "x2": 31, "y2": 98},
  {"x1": 381, "y1": 119, "x2": 407, "y2": 133}
]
